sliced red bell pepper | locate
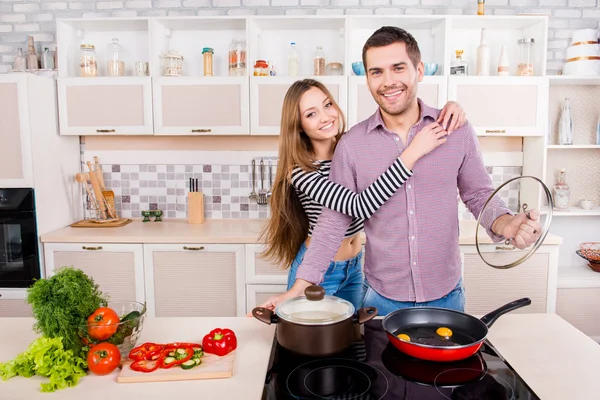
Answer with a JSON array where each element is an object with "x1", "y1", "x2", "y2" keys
[
  {"x1": 129, "y1": 342, "x2": 164, "y2": 361},
  {"x1": 130, "y1": 359, "x2": 160, "y2": 373},
  {"x1": 202, "y1": 328, "x2": 237, "y2": 357},
  {"x1": 158, "y1": 347, "x2": 194, "y2": 369},
  {"x1": 164, "y1": 342, "x2": 202, "y2": 350}
]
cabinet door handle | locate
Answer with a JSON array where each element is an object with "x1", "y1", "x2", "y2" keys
[
  {"x1": 191, "y1": 129, "x2": 212, "y2": 133},
  {"x1": 183, "y1": 246, "x2": 205, "y2": 251},
  {"x1": 495, "y1": 245, "x2": 515, "y2": 251},
  {"x1": 82, "y1": 246, "x2": 103, "y2": 251},
  {"x1": 96, "y1": 129, "x2": 116, "y2": 133},
  {"x1": 485, "y1": 129, "x2": 506, "y2": 134}
]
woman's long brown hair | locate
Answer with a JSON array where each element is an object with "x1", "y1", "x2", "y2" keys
[{"x1": 259, "y1": 79, "x2": 346, "y2": 269}]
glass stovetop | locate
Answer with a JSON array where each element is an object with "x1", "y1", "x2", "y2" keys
[{"x1": 262, "y1": 319, "x2": 540, "y2": 400}]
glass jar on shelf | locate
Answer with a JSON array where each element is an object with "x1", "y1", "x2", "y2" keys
[
  {"x1": 228, "y1": 38, "x2": 246, "y2": 76},
  {"x1": 13, "y1": 48, "x2": 26, "y2": 71},
  {"x1": 517, "y1": 38, "x2": 535, "y2": 76},
  {"x1": 79, "y1": 44, "x2": 97, "y2": 77},
  {"x1": 553, "y1": 168, "x2": 570, "y2": 211},
  {"x1": 106, "y1": 38, "x2": 125, "y2": 77},
  {"x1": 203, "y1": 47, "x2": 214, "y2": 76},
  {"x1": 326, "y1": 62, "x2": 343, "y2": 76},
  {"x1": 314, "y1": 45, "x2": 325, "y2": 76},
  {"x1": 253, "y1": 60, "x2": 269, "y2": 76},
  {"x1": 162, "y1": 50, "x2": 183, "y2": 76}
]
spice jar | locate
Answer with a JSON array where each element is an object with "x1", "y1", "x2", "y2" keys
[
  {"x1": 107, "y1": 38, "x2": 125, "y2": 77},
  {"x1": 80, "y1": 44, "x2": 97, "y2": 77},
  {"x1": 517, "y1": 38, "x2": 535, "y2": 76},
  {"x1": 314, "y1": 45, "x2": 325, "y2": 76},
  {"x1": 326, "y1": 62, "x2": 343, "y2": 76},
  {"x1": 202, "y1": 47, "x2": 214, "y2": 76},
  {"x1": 253, "y1": 60, "x2": 269, "y2": 76}
]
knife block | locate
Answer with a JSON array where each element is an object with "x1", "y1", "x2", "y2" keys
[{"x1": 188, "y1": 192, "x2": 205, "y2": 224}]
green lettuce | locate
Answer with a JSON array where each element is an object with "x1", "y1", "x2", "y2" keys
[{"x1": 0, "y1": 336, "x2": 87, "y2": 392}]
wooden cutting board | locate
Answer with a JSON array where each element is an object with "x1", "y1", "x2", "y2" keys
[
  {"x1": 70, "y1": 218, "x2": 132, "y2": 228},
  {"x1": 117, "y1": 351, "x2": 236, "y2": 383}
]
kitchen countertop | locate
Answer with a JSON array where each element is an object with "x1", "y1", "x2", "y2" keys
[
  {"x1": 0, "y1": 314, "x2": 597, "y2": 399},
  {"x1": 0, "y1": 317, "x2": 275, "y2": 400},
  {"x1": 40, "y1": 218, "x2": 563, "y2": 245}
]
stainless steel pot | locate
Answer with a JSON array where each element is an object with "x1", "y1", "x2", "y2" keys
[{"x1": 252, "y1": 285, "x2": 377, "y2": 356}]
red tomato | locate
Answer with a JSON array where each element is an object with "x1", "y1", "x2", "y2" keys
[
  {"x1": 87, "y1": 342, "x2": 121, "y2": 375},
  {"x1": 87, "y1": 307, "x2": 120, "y2": 341}
]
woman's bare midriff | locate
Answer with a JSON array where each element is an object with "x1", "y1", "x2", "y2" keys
[{"x1": 304, "y1": 233, "x2": 362, "y2": 262}]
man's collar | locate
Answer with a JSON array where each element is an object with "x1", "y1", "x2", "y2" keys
[{"x1": 366, "y1": 98, "x2": 436, "y2": 134}]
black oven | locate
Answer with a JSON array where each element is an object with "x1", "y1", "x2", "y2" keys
[{"x1": 0, "y1": 188, "x2": 40, "y2": 289}]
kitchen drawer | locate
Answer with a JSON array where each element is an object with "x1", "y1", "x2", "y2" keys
[
  {"x1": 143, "y1": 244, "x2": 246, "y2": 317},
  {"x1": 57, "y1": 77, "x2": 153, "y2": 135},
  {"x1": 461, "y1": 245, "x2": 550, "y2": 315},
  {"x1": 556, "y1": 287, "x2": 600, "y2": 338},
  {"x1": 43, "y1": 242, "x2": 145, "y2": 303},
  {"x1": 448, "y1": 76, "x2": 548, "y2": 136},
  {"x1": 245, "y1": 244, "x2": 288, "y2": 284},
  {"x1": 250, "y1": 76, "x2": 347, "y2": 135},
  {"x1": 246, "y1": 284, "x2": 287, "y2": 314},
  {"x1": 348, "y1": 75, "x2": 446, "y2": 128},
  {"x1": 153, "y1": 77, "x2": 249, "y2": 135},
  {"x1": 0, "y1": 290, "x2": 32, "y2": 317}
]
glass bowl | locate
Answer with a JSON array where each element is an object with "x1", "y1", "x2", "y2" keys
[{"x1": 79, "y1": 301, "x2": 147, "y2": 360}]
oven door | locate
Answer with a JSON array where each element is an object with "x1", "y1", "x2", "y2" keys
[{"x1": 0, "y1": 211, "x2": 40, "y2": 288}]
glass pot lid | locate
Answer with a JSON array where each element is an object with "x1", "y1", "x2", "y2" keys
[{"x1": 276, "y1": 285, "x2": 355, "y2": 325}]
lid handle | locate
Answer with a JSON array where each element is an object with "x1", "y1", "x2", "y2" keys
[{"x1": 305, "y1": 285, "x2": 325, "y2": 301}]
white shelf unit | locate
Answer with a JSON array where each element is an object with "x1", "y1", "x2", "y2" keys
[
  {"x1": 547, "y1": 145, "x2": 600, "y2": 149},
  {"x1": 447, "y1": 15, "x2": 548, "y2": 77},
  {"x1": 542, "y1": 206, "x2": 600, "y2": 217},
  {"x1": 248, "y1": 16, "x2": 347, "y2": 78},
  {"x1": 56, "y1": 18, "x2": 151, "y2": 79},
  {"x1": 150, "y1": 17, "x2": 248, "y2": 78}
]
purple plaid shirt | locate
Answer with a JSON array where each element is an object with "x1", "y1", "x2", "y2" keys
[{"x1": 295, "y1": 99, "x2": 510, "y2": 302}]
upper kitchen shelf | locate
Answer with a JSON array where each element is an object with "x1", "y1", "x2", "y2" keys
[{"x1": 55, "y1": 15, "x2": 548, "y2": 79}]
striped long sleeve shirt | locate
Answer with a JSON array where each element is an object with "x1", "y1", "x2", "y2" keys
[{"x1": 291, "y1": 158, "x2": 413, "y2": 237}]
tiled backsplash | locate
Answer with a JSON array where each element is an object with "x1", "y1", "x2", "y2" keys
[{"x1": 83, "y1": 163, "x2": 522, "y2": 221}]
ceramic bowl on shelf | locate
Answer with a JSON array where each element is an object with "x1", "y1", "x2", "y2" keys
[
  {"x1": 423, "y1": 63, "x2": 438, "y2": 76},
  {"x1": 578, "y1": 199, "x2": 596, "y2": 210},
  {"x1": 352, "y1": 61, "x2": 365, "y2": 76}
]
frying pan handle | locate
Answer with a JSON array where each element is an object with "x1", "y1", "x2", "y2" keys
[
  {"x1": 354, "y1": 307, "x2": 378, "y2": 324},
  {"x1": 480, "y1": 298, "x2": 531, "y2": 328},
  {"x1": 252, "y1": 307, "x2": 279, "y2": 325}
]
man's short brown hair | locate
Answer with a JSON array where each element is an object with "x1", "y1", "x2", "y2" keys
[{"x1": 362, "y1": 26, "x2": 422, "y2": 70}]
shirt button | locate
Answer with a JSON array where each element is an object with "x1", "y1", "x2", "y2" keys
[
  {"x1": 413, "y1": 261, "x2": 417, "y2": 266},
  {"x1": 411, "y1": 235, "x2": 415, "y2": 240},
  {"x1": 407, "y1": 185, "x2": 412, "y2": 189},
  {"x1": 394, "y1": 137, "x2": 399, "y2": 141},
  {"x1": 409, "y1": 210, "x2": 414, "y2": 215}
]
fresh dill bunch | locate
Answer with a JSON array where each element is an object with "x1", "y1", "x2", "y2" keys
[{"x1": 26, "y1": 267, "x2": 108, "y2": 354}]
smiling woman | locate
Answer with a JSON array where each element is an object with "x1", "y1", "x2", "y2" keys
[{"x1": 255, "y1": 78, "x2": 457, "y2": 313}]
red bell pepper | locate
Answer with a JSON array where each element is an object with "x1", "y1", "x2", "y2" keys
[
  {"x1": 202, "y1": 328, "x2": 237, "y2": 357},
  {"x1": 164, "y1": 342, "x2": 202, "y2": 350},
  {"x1": 130, "y1": 359, "x2": 160, "y2": 373},
  {"x1": 128, "y1": 342, "x2": 164, "y2": 361}
]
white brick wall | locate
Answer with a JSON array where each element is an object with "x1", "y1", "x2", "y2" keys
[{"x1": 0, "y1": 0, "x2": 598, "y2": 73}]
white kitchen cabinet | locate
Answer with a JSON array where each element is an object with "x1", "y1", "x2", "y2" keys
[
  {"x1": 245, "y1": 244, "x2": 288, "y2": 284},
  {"x1": 153, "y1": 77, "x2": 249, "y2": 135},
  {"x1": 461, "y1": 244, "x2": 559, "y2": 315},
  {"x1": 246, "y1": 284, "x2": 287, "y2": 314},
  {"x1": 347, "y1": 76, "x2": 447, "y2": 128},
  {"x1": 448, "y1": 76, "x2": 548, "y2": 136},
  {"x1": 0, "y1": 289, "x2": 32, "y2": 318},
  {"x1": 556, "y1": 287, "x2": 600, "y2": 341},
  {"x1": 250, "y1": 76, "x2": 347, "y2": 135},
  {"x1": 57, "y1": 77, "x2": 154, "y2": 135},
  {"x1": 0, "y1": 74, "x2": 35, "y2": 188},
  {"x1": 43, "y1": 243, "x2": 145, "y2": 303},
  {"x1": 143, "y1": 244, "x2": 246, "y2": 317}
]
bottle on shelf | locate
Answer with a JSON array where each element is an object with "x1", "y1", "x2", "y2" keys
[
  {"x1": 314, "y1": 45, "x2": 325, "y2": 76},
  {"x1": 107, "y1": 38, "x2": 125, "y2": 76},
  {"x1": 41, "y1": 47, "x2": 54, "y2": 70},
  {"x1": 497, "y1": 45, "x2": 510, "y2": 76},
  {"x1": 553, "y1": 168, "x2": 570, "y2": 211},
  {"x1": 228, "y1": 38, "x2": 246, "y2": 76},
  {"x1": 476, "y1": 28, "x2": 490, "y2": 76},
  {"x1": 13, "y1": 48, "x2": 26, "y2": 71},
  {"x1": 558, "y1": 98, "x2": 573, "y2": 145},
  {"x1": 26, "y1": 36, "x2": 38, "y2": 71},
  {"x1": 288, "y1": 42, "x2": 299, "y2": 77},
  {"x1": 450, "y1": 49, "x2": 468, "y2": 75},
  {"x1": 477, "y1": 0, "x2": 485, "y2": 15}
]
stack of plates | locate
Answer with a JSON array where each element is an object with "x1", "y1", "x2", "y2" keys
[{"x1": 563, "y1": 29, "x2": 600, "y2": 76}]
